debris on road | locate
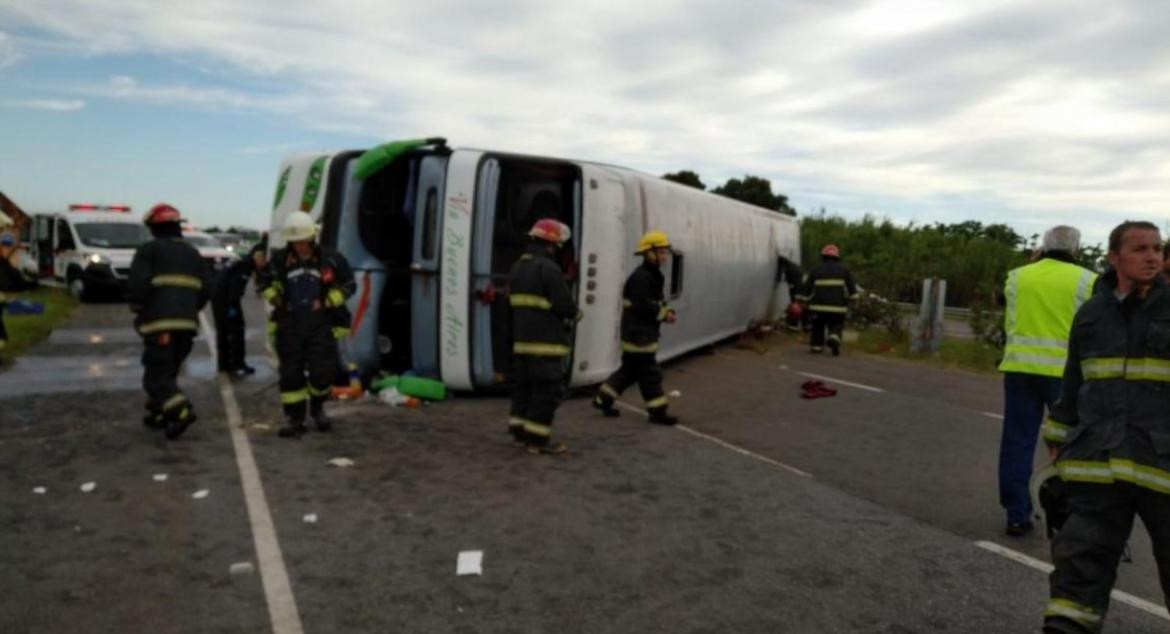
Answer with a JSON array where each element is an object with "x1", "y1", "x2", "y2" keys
[
  {"x1": 669, "y1": 390, "x2": 682, "y2": 397},
  {"x1": 456, "y1": 550, "x2": 483, "y2": 576},
  {"x1": 229, "y1": 562, "x2": 255, "y2": 576},
  {"x1": 250, "y1": 423, "x2": 271, "y2": 432},
  {"x1": 192, "y1": 489, "x2": 210, "y2": 499},
  {"x1": 378, "y1": 387, "x2": 420, "y2": 408},
  {"x1": 79, "y1": 481, "x2": 96, "y2": 493},
  {"x1": 303, "y1": 513, "x2": 318, "y2": 524},
  {"x1": 32, "y1": 486, "x2": 47, "y2": 495},
  {"x1": 800, "y1": 380, "x2": 838, "y2": 400},
  {"x1": 153, "y1": 474, "x2": 168, "y2": 482},
  {"x1": 327, "y1": 457, "x2": 355, "y2": 468}
]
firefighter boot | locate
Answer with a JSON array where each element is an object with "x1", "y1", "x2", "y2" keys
[
  {"x1": 278, "y1": 417, "x2": 307, "y2": 438},
  {"x1": 164, "y1": 406, "x2": 197, "y2": 440},
  {"x1": 143, "y1": 407, "x2": 165, "y2": 430},
  {"x1": 648, "y1": 407, "x2": 678, "y2": 426},
  {"x1": 592, "y1": 395, "x2": 621, "y2": 417},
  {"x1": 527, "y1": 440, "x2": 568, "y2": 455},
  {"x1": 828, "y1": 338, "x2": 841, "y2": 356},
  {"x1": 310, "y1": 397, "x2": 332, "y2": 432}
]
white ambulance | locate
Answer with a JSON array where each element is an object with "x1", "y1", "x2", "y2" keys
[{"x1": 21, "y1": 204, "x2": 150, "y2": 301}]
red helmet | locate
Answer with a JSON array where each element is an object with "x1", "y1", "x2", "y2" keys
[
  {"x1": 820, "y1": 244, "x2": 840, "y2": 258},
  {"x1": 143, "y1": 203, "x2": 182, "y2": 225},
  {"x1": 528, "y1": 218, "x2": 571, "y2": 245}
]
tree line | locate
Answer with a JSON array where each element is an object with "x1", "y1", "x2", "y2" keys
[{"x1": 661, "y1": 169, "x2": 1106, "y2": 308}]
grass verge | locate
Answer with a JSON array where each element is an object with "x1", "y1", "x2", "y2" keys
[
  {"x1": 1, "y1": 287, "x2": 79, "y2": 364},
  {"x1": 853, "y1": 328, "x2": 1002, "y2": 375}
]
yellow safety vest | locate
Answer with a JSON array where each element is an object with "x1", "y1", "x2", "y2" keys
[{"x1": 998, "y1": 258, "x2": 1097, "y2": 377}]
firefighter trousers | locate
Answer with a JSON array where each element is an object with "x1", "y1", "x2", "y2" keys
[
  {"x1": 509, "y1": 354, "x2": 565, "y2": 446},
  {"x1": 1045, "y1": 481, "x2": 1170, "y2": 633},
  {"x1": 212, "y1": 299, "x2": 246, "y2": 371},
  {"x1": 810, "y1": 311, "x2": 845, "y2": 351},
  {"x1": 141, "y1": 331, "x2": 196, "y2": 423},
  {"x1": 275, "y1": 314, "x2": 337, "y2": 423},
  {"x1": 596, "y1": 351, "x2": 669, "y2": 412}
]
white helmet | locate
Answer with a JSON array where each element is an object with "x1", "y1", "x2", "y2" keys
[
  {"x1": 282, "y1": 211, "x2": 318, "y2": 242},
  {"x1": 0, "y1": 210, "x2": 13, "y2": 229}
]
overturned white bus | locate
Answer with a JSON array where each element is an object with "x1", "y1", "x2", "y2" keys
[{"x1": 269, "y1": 138, "x2": 800, "y2": 391}]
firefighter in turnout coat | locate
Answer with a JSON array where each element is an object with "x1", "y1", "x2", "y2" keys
[
  {"x1": 507, "y1": 219, "x2": 580, "y2": 454},
  {"x1": 259, "y1": 211, "x2": 355, "y2": 438},
  {"x1": 593, "y1": 230, "x2": 679, "y2": 425},
  {"x1": 1040, "y1": 222, "x2": 1170, "y2": 634},
  {"x1": 128, "y1": 204, "x2": 210, "y2": 440},
  {"x1": 797, "y1": 244, "x2": 858, "y2": 356}
]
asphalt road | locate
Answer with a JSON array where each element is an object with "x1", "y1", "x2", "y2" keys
[{"x1": 0, "y1": 296, "x2": 1166, "y2": 633}]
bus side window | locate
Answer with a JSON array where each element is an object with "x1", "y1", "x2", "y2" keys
[
  {"x1": 669, "y1": 252, "x2": 684, "y2": 299},
  {"x1": 420, "y1": 187, "x2": 438, "y2": 261},
  {"x1": 56, "y1": 219, "x2": 76, "y2": 251}
]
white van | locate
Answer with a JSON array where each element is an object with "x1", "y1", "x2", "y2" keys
[
  {"x1": 21, "y1": 204, "x2": 150, "y2": 300},
  {"x1": 181, "y1": 227, "x2": 238, "y2": 274}
]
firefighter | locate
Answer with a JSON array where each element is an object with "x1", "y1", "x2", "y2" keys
[
  {"x1": 128, "y1": 204, "x2": 209, "y2": 440},
  {"x1": 997, "y1": 225, "x2": 1097, "y2": 537},
  {"x1": 211, "y1": 239, "x2": 266, "y2": 377},
  {"x1": 796, "y1": 244, "x2": 858, "y2": 356},
  {"x1": 507, "y1": 218, "x2": 579, "y2": 454},
  {"x1": 592, "y1": 230, "x2": 679, "y2": 425},
  {"x1": 1040, "y1": 221, "x2": 1170, "y2": 634},
  {"x1": 259, "y1": 212, "x2": 355, "y2": 438}
]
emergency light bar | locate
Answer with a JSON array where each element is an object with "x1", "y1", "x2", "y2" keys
[{"x1": 69, "y1": 204, "x2": 132, "y2": 212}]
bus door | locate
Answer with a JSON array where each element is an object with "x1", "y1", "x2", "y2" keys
[{"x1": 468, "y1": 156, "x2": 583, "y2": 389}]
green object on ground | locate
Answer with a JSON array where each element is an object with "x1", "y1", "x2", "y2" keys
[{"x1": 370, "y1": 374, "x2": 447, "y2": 401}]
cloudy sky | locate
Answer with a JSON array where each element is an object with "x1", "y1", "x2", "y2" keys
[{"x1": 1, "y1": 0, "x2": 1167, "y2": 246}]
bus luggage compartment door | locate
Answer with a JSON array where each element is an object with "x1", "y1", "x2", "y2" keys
[{"x1": 409, "y1": 155, "x2": 448, "y2": 379}]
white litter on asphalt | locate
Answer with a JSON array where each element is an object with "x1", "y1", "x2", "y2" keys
[
  {"x1": 192, "y1": 489, "x2": 210, "y2": 499},
  {"x1": 153, "y1": 474, "x2": 168, "y2": 482},
  {"x1": 457, "y1": 550, "x2": 483, "y2": 576},
  {"x1": 32, "y1": 486, "x2": 47, "y2": 495},
  {"x1": 229, "y1": 562, "x2": 255, "y2": 576},
  {"x1": 80, "y1": 481, "x2": 96, "y2": 493},
  {"x1": 327, "y1": 457, "x2": 355, "y2": 468},
  {"x1": 669, "y1": 390, "x2": 681, "y2": 397},
  {"x1": 303, "y1": 514, "x2": 318, "y2": 524},
  {"x1": 251, "y1": 423, "x2": 272, "y2": 432}
]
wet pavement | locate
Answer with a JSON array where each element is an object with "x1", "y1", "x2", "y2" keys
[{"x1": 0, "y1": 297, "x2": 1166, "y2": 633}]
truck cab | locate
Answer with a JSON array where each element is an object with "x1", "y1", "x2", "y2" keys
[{"x1": 22, "y1": 204, "x2": 150, "y2": 300}]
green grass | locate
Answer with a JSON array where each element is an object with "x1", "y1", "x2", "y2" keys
[
  {"x1": 853, "y1": 328, "x2": 1002, "y2": 375},
  {"x1": 1, "y1": 287, "x2": 79, "y2": 363}
]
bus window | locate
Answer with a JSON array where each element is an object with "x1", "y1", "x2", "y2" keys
[
  {"x1": 669, "y1": 252, "x2": 684, "y2": 299},
  {"x1": 420, "y1": 187, "x2": 438, "y2": 261}
]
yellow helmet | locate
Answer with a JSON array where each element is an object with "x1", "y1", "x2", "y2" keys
[{"x1": 635, "y1": 230, "x2": 670, "y2": 254}]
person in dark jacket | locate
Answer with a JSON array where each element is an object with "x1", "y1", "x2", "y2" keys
[
  {"x1": 796, "y1": 244, "x2": 858, "y2": 356},
  {"x1": 258, "y1": 212, "x2": 355, "y2": 438},
  {"x1": 128, "y1": 203, "x2": 210, "y2": 440},
  {"x1": 592, "y1": 230, "x2": 679, "y2": 425},
  {"x1": 211, "y1": 238, "x2": 266, "y2": 377},
  {"x1": 507, "y1": 218, "x2": 579, "y2": 454},
  {"x1": 1040, "y1": 221, "x2": 1170, "y2": 634}
]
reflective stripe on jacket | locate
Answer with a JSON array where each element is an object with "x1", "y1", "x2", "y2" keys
[
  {"x1": 619, "y1": 262, "x2": 669, "y2": 352},
  {"x1": 999, "y1": 258, "x2": 1097, "y2": 377},
  {"x1": 509, "y1": 245, "x2": 577, "y2": 357},
  {"x1": 128, "y1": 238, "x2": 209, "y2": 335},
  {"x1": 799, "y1": 260, "x2": 857, "y2": 314},
  {"x1": 1044, "y1": 274, "x2": 1170, "y2": 495}
]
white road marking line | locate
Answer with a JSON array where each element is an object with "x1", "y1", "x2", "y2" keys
[
  {"x1": 794, "y1": 371, "x2": 885, "y2": 393},
  {"x1": 982, "y1": 412, "x2": 1005, "y2": 420},
  {"x1": 974, "y1": 541, "x2": 1170, "y2": 622},
  {"x1": 612, "y1": 401, "x2": 813, "y2": 479},
  {"x1": 201, "y1": 311, "x2": 305, "y2": 634}
]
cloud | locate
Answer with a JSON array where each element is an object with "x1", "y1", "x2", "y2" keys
[
  {"x1": 0, "y1": 30, "x2": 21, "y2": 67},
  {"x1": 2, "y1": 0, "x2": 1168, "y2": 244},
  {"x1": 4, "y1": 98, "x2": 86, "y2": 111}
]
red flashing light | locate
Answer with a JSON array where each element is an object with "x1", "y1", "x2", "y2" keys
[
  {"x1": 107, "y1": 205, "x2": 131, "y2": 213},
  {"x1": 70, "y1": 204, "x2": 99, "y2": 211}
]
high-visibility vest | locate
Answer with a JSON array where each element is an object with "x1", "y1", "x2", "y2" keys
[{"x1": 998, "y1": 258, "x2": 1097, "y2": 377}]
